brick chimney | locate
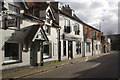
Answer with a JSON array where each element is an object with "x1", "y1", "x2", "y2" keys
[{"x1": 62, "y1": 4, "x2": 73, "y2": 15}]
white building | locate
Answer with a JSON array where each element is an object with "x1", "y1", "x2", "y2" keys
[
  {"x1": 59, "y1": 5, "x2": 84, "y2": 60},
  {"x1": 0, "y1": 1, "x2": 49, "y2": 71}
]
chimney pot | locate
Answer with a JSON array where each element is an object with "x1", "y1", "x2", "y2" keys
[{"x1": 67, "y1": 5, "x2": 69, "y2": 8}]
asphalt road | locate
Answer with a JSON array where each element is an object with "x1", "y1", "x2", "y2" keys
[{"x1": 25, "y1": 52, "x2": 119, "y2": 79}]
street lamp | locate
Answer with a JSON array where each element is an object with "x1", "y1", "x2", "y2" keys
[{"x1": 99, "y1": 20, "x2": 104, "y2": 32}]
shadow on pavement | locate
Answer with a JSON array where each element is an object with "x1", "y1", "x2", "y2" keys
[{"x1": 70, "y1": 52, "x2": 118, "y2": 79}]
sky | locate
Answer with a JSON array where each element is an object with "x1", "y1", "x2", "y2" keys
[{"x1": 56, "y1": 0, "x2": 119, "y2": 35}]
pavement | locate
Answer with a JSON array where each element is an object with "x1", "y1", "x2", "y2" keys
[{"x1": 2, "y1": 52, "x2": 115, "y2": 80}]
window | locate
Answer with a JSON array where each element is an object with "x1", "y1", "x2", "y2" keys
[
  {"x1": 8, "y1": 4, "x2": 20, "y2": 14},
  {"x1": 43, "y1": 44, "x2": 50, "y2": 58},
  {"x1": 45, "y1": 26, "x2": 51, "y2": 35},
  {"x1": 86, "y1": 43, "x2": 90, "y2": 52},
  {"x1": 4, "y1": 42, "x2": 20, "y2": 62},
  {"x1": 94, "y1": 31, "x2": 97, "y2": 40},
  {"x1": 63, "y1": 41, "x2": 66, "y2": 56},
  {"x1": 96, "y1": 44, "x2": 98, "y2": 50},
  {"x1": 76, "y1": 42, "x2": 81, "y2": 54},
  {"x1": 74, "y1": 23, "x2": 80, "y2": 35},
  {"x1": 64, "y1": 19, "x2": 71, "y2": 33},
  {"x1": 87, "y1": 27, "x2": 89, "y2": 38}
]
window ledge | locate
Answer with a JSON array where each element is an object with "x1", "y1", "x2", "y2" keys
[{"x1": 2, "y1": 61, "x2": 23, "y2": 65}]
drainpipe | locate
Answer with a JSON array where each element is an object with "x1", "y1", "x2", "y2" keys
[
  {"x1": 92, "y1": 37, "x2": 94, "y2": 56},
  {"x1": 82, "y1": 24, "x2": 85, "y2": 57},
  {"x1": 0, "y1": 24, "x2": 2, "y2": 80},
  {"x1": 57, "y1": 28, "x2": 61, "y2": 61},
  {"x1": 0, "y1": 2, "x2": 3, "y2": 79}
]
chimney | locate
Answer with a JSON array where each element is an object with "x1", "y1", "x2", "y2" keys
[{"x1": 62, "y1": 4, "x2": 72, "y2": 15}]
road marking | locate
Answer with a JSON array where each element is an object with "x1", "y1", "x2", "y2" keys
[
  {"x1": 91, "y1": 63, "x2": 101, "y2": 68},
  {"x1": 85, "y1": 57, "x2": 89, "y2": 62}
]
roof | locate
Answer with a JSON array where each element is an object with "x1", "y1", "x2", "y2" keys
[
  {"x1": 24, "y1": 25, "x2": 40, "y2": 41},
  {"x1": 25, "y1": 2, "x2": 49, "y2": 10},
  {"x1": 60, "y1": 5, "x2": 101, "y2": 32},
  {"x1": 83, "y1": 22, "x2": 101, "y2": 32},
  {"x1": 23, "y1": 13, "x2": 44, "y2": 23},
  {"x1": 7, "y1": 24, "x2": 48, "y2": 43},
  {"x1": 25, "y1": 24, "x2": 49, "y2": 42}
]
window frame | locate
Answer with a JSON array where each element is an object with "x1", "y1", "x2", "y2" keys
[
  {"x1": 4, "y1": 41, "x2": 21, "y2": 64},
  {"x1": 64, "y1": 19, "x2": 71, "y2": 33},
  {"x1": 43, "y1": 42, "x2": 51, "y2": 59},
  {"x1": 45, "y1": 26, "x2": 51, "y2": 35},
  {"x1": 86, "y1": 43, "x2": 90, "y2": 52},
  {"x1": 74, "y1": 23, "x2": 80, "y2": 35}
]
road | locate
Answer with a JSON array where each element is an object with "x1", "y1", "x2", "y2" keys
[{"x1": 25, "y1": 52, "x2": 119, "y2": 79}]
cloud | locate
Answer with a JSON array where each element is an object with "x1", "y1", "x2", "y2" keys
[{"x1": 57, "y1": 0, "x2": 118, "y2": 35}]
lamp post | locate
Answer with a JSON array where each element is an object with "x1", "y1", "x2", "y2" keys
[
  {"x1": 99, "y1": 20, "x2": 104, "y2": 32},
  {"x1": 99, "y1": 20, "x2": 104, "y2": 54}
]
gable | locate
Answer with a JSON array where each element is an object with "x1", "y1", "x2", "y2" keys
[
  {"x1": 32, "y1": 26, "x2": 49, "y2": 42},
  {"x1": 46, "y1": 6, "x2": 55, "y2": 20}
]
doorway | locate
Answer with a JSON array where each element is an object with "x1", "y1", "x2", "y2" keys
[
  {"x1": 30, "y1": 42, "x2": 38, "y2": 67},
  {"x1": 68, "y1": 41, "x2": 73, "y2": 59}
]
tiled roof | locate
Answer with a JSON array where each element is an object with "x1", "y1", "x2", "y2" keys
[{"x1": 24, "y1": 25, "x2": 40, "y2": 41}]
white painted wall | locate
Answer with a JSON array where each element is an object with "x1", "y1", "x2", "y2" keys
[
  {"x1": 59, "y1": 14, "x2": 84, "y2": 60},
  {"x1": 43, "y1": 25, "x2": 59, "y2": 62},
  {"x1": 94, "y1": 40, "x2": 101, "y2": 54},
  {"x1": 2, "y1": 20, "x2": 36, "y2": 70}
]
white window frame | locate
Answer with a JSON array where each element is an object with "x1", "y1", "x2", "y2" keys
[
  {"x1": 4, "y1": 41, "x2": 21, "y2": 64},
  {"x1": 43, "y1": 42, "x2": 51, "y2": 59}
]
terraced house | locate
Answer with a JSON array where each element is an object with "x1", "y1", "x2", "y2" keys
[
  {"x1": 0, "y1": 0, "x2": 110, "y2": 72},
  {"x1": 83, "y1": 24, "x2": 101, "y2": 56},
  {"x1": 0, "y1": 1, "x2": 50, "y2": 71},
  {"x1": 59, "y1": 5, "x2": 84, "y2": 60}
]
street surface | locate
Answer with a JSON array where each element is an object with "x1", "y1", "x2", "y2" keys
[{"x1": 25, "y1": 52, "x2": 119, "y2": 79}]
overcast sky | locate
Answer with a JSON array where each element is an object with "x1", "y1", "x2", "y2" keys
[{"x1": 56, "y1": 0, "x2": 119, "y2": 35}]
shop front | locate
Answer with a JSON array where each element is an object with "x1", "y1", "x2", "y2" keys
[{"x1": 62, "y1": 34, "x2": 82, "y2": 59}]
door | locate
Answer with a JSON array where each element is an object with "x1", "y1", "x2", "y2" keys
[
  {"x1": 30, "y1": 42, "x2": 38, "y2": 67},
  {"x1": 68, "y1": 41, "x2": 73, "y2": 59}
]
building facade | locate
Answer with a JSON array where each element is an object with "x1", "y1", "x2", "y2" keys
[
  {"x1": 83, "y1": 24, "x2": 101, "y2": 56},
  {"x1": 59, "y1": 5, "x2": 84, "y2": 60},
  {"x1": 0, "y1": 1, "x2": 49, "y2": 71},
  {"x1": 0, "y1": 1, "x2": 110, "y2": 72}
]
